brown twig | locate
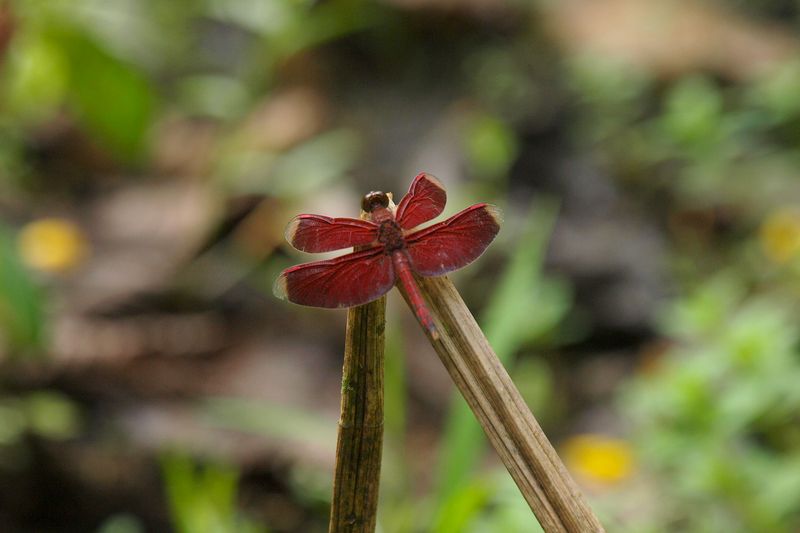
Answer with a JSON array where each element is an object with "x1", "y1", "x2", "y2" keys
[
  {"x1": 398, "y1": 276, "x2": 605, "y2": 533},
  {"x1": 329, "y1": 296, "x2": 386, "y2": 533}
]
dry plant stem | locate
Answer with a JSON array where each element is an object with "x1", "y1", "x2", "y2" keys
[
  {"x1": 329, "y1": 296, "x2": 386, "y2": 533},
  {"x1": 398, "y1": 276, "x2": 605, "y2": 533}
]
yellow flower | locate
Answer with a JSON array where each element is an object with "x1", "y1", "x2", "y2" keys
[
  {"x1": 562, "y1": 434, "x2": 635, "y2": 485},
  {"x1": 17, "y1": 218, "x2": 88, "y2": 273},
  {"x1": 760, "y1": 208, "x2": 800, "y2": 264}
]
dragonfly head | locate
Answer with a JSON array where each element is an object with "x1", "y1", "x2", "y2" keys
[{"x1": 361, "y1": 191, "x2": 390, "y2": 213}]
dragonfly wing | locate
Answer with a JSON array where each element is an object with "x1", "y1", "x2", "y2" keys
[
  {"x1": 395, "y1": 172, "x2": 447, "y2": 230},
  {"x1": 406, "y1": 203, "x2": 501, "y2": 276},
  {"x1": 286, "y1": 214, "x2": 378, "y2": 252},
  {"x1": 274, "y1": 246, "x2": 395, "y2": 308}
]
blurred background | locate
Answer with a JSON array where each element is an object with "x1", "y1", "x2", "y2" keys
[{"x1": 1, "y1": 0, "x2": 800, "y2": 531}]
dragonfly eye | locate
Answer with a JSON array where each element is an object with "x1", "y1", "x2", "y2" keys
[{"x1": 361, "y1": 191, "x2": 389, "y2": 212}]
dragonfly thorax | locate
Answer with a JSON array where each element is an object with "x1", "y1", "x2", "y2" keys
[{"x1": 377, "y1": 219, "x2": 404, "y2": 252}]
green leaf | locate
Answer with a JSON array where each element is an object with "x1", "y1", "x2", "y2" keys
[
  {"x1": 3, "y1": 32, "x2": 69, "y2": 123},
  {"x1": 432, "y1": 479, "x2": 491, "y2": 533},
  {"x1": 660, "y1": 76, "x2": 724, "y2": 153},
  {"x1": 464, "y1": 113, "x2": 519, "y2": 180},
  {"x1": 0, "y1": 227, "x2": 45, "y2": 353},
  {"x1": 24, "y1": 390, "x2": 81, "y2": 439},
  {"x1": 59, "y1": 28, "x2": 156, "y2": 161},
  {"x1": 161, "y1": 451, "x2": 266, "y2": 533}
]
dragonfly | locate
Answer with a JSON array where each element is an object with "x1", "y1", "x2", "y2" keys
[{"x1": 273, "y1": 173, "x2": 501, "y2": 338}]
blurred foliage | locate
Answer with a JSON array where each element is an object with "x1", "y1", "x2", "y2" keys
[
  {"x1": 466, "y1": 472, "x2": 545, "y2": 533},
  {"x1": 220, "y1": 129, "x2": 362, "y2": 197},
  {"x1": 462, "y1": 111, "x2": 519, "y2": 181},
  {"x1": 0, "y1": 390, "x2": 80, "y2": 445},
  {"x1": 567, "y1": 34, "x2": 800, "y2": 529},
  {"x1": 162, "y1": 452, "x2": 266, "y2": 533},
  {"x1": 202, "y1": 396, "x2": 335, "y2": 445},
  {"x1": 0, "y1": 0, "x2": 385, "y2": 178},
  {"x1": 568, "y1": 54, "x2": 800, "y2": 210},
  {"x1": 96, "y1": 514, "x2": 146, "y2": 533},
  {"x1": 4, "y1": 1, "x2": 157, "y2": 161},
  {"x1": 615, "y1": 279, "x2": 800, "y2": 532},
  {"x1": 0, "y1": 225, "x2": 45, "y2": 353}
]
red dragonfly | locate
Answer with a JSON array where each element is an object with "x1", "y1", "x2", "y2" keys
[{"x1": 273, "y1": 173, "x2": 501, "y2": 338}]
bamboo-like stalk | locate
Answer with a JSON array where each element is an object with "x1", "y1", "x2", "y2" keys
[
  {"x1": 397, "y1": 276, "x2": 605, "y2": 533},
  {"x1": 329, "y1": 296, "x2": 386, "y2": 533}
]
